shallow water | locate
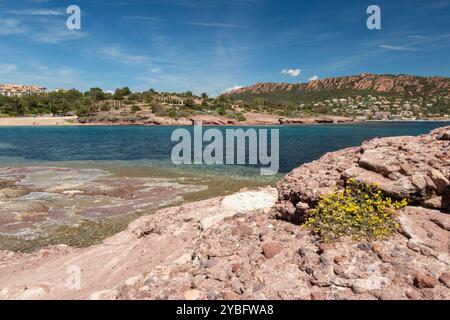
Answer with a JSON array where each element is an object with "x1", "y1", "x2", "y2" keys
[
  {"x1": 0, "y1": 122, "x2": 449, "y2": 173},
  {"x1": 0, "y1": 122, "x2": 448, "y2": 252}
]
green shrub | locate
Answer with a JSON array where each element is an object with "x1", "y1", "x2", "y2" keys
[
  {"x1": 235, "y1": 113, "x2": 247, "y2": 122},
  {"x1": 304, "y1": 179, "x2": 407, "y2": 242}
]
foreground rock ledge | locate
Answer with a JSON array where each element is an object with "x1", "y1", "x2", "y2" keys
[{"x1": 0, "y1": 127, "x2": 449, "y2": 300}]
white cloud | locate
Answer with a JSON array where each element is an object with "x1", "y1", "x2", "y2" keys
[
  {"x1": 282, "y1": 68, "x2": 301, "y2": 77},
  {"x1": 0, "y1": 19, "x2": 28, "y2": 35},
  {"x1": 0, "y1": 15, "x2": 86, "y2": 44},
  {"x1": 122, "y1": 16, "x2": 161, "y2": 22},
  {"x1": 0, "y1": 64, "x2": 18, "y2": 73},
  {"x1": 34, "y1": 29, "x2": 87, "y2": 44},
  {"x1": 379, "y1": 45, "x2": 416, "y2": 51},
  {"x1": 8, "y1": 9, "x2": 65, "y2": 16},
  {"x1": 186, "y1": 22, "x2": 244, "y2": 28},
  {"x1": 225, "y1": 85, "x2": 244, "y2": 93},
  {"x1": 309, "y1": 75, "x2": 319, "y2": 81},
  {"x1": 100, "y1": 47, "x2": 149, "y2": 65}
]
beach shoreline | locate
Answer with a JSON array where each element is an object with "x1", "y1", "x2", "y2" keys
[
  {"x1": 0, "y1": 116, "x2": 79, "y2": 127},
  {"x1": 1, "y1": 115, "x2": 449, "y2": 127}
]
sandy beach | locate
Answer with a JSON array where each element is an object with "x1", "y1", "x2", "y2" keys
[{"x1": 0, "y1": 116, "x2": 78, "y2": 127}]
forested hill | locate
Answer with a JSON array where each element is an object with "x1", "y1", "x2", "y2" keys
[{"x1": 222, "y1": 74, "x2": 450, "y2": 118}]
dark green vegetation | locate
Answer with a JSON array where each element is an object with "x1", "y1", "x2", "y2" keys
[
  {"x1": 224, "y1": 75, "x2": 450, "y2": 119},
  {"x1": 0, "y1": 87, "x2": 247, "y2": 122},
  {"x1": 1, "y1": 74, "x2": 449, "y2": 120}
]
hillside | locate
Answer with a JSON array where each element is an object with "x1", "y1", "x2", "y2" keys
[
  {"x1": 224, "y1": 74, "x2": 450, "y2": 120},
  {"x1": 1, "y1": 74, "x2": 449, "y2": 122}
]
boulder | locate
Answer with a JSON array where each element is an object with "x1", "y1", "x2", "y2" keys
[{"x1": 274, "y1": 126, "x2": 450, "y2": 222}]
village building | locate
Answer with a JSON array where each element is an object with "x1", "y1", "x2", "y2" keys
[{"x1": 0, "y1": 84, "x2": 47, "y2": 97}]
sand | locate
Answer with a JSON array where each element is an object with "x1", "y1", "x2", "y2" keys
[{"x1": 0, "y1": 116, "x2": 78, "y2": 126}]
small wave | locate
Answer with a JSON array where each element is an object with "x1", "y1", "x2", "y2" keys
[{"x1": 0, "y1": 142, "x2": 16, "y2": 149}]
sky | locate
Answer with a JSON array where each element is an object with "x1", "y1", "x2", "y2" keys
[{"x1": 0, "y1": 0, "x2": 449, "y2": 95}]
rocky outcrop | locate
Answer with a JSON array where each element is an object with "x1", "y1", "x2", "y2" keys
[
  {"x1": 274, "y1": 126, "x2": 450, "y2": 223},
  {"x1": 0, "y1": 167, "x2": 206, "y2": 251},
  {"x1": 0, "y1": 127, "x2": 449, "y2": 300},
  {"x1": 2, "y1": 183, "x2": 448, "y2": 301},
  {"x1": 81, "y1": 113, "x2": 356, "y2": 127}
]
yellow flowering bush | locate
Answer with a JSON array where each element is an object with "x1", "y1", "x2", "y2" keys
[{"x1": 304, "y1": 179, "x2": 408, "y2": 242}]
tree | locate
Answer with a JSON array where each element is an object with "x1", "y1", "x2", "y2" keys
[
  {"x1": 184, "y1": 98, "x2": 195, "y2": 109},
  {"x1": 76, "y1": 105, "x2": 90, "y2": 118},
  {"x1": 131, "y1": 104, "x2": 141, "y2": 113},
  {"x1": 201, "y1": 92, "x2": 208, "y2": 100},
  {"x1": 127, "y1": 93, "x2": 141, "y2": 102},
  {"x1": 86, "y1": 88, "x2": 105, "y2": 104},
  {"x1": 114, "y1": 87, "x2": 132, "y2": 100}
]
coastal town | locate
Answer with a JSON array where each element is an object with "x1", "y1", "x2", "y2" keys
[{"x1": 0, "y1": 84, "x2": 47, "y2": 97}]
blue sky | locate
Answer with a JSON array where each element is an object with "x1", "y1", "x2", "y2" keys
[{"x1": 0, "y1": 0, "x2": 449, "y2": 95}]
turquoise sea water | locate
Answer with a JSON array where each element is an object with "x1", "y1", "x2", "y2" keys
[
  {"x1": 1, "y1": 121, "x2": 449, "y2": 251},
  {"x1": 0, "y1": 121, "x2": 449, "y2": 177}
]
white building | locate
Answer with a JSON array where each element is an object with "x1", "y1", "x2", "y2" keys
[{"x1": 0, "y1": 84, "x2": 47, "y2": 97}]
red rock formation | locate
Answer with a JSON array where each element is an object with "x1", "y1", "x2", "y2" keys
[
  {"x1": 274, "y1": 126, "x2": 450, "y2": 223},
  {"x1": 226, "y1": 73, "x2": 450, "y2": 95},
  {"x1": 0, "y1": 127, "x2": 449, "y2": 300}
]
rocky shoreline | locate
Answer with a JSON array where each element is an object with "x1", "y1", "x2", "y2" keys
[
  {"x1": 0, "y1": 127, "x2": 449, "y2": 300},
  {"x1": 0, "y1": 114, "x2": 357, "y2": 127},
  {"x1": 78, "y1": 113, "x2": 358, "y2": 126}
]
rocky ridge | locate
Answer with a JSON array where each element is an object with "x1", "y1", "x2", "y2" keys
[
  {"x1": 0, "y1": 127, "x2": 449, "y2": 300},
  {"x1": 227, "y1": 74, "x2": 450, "y2": 96}
]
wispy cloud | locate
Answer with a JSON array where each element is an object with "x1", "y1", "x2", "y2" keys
[
  {"x1": 379, "y1": 45, "x2": 417, "y2": 51},
  {"x1": 0, "y1": 10, "x2": 86, "y2": 44},
  {"x1": 100, "y1": 47, "x2": 150, "y2": 65},
  {"x1": 0, "y1": 63, "x2": 18, "y2": 73},
  {"x1": 0, "y1": 62, "x2": 88, "y2": 90},
  {"x1": 34, "y1": 29, "x2": 87, "y2": 44},
  {"x1": 186, "y1": 22, "x2": 245, "y2": 28},
  {"x1": 122, "y1": 16, "x2": 161, "y2": 22},
  {"x1": 282, "y1": 68, "x2": 301, "y2": 77},
  {"x1": 8, "y1": 9, "x2": 64, "y2": 16},
  {"x1": 309, "y1": 75, "x2": 319, "y2": 81},
  {"x1": 0, "y1": 18, "x2": 29, "y2": 35}
]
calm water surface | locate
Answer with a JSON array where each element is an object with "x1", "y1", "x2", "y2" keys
[
  {"x1": 0, "y1": 121, "x2": 448, "y2": 251},
  {"x1": 0, "y1": 121, "x2": 449, "y2": 175}
]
